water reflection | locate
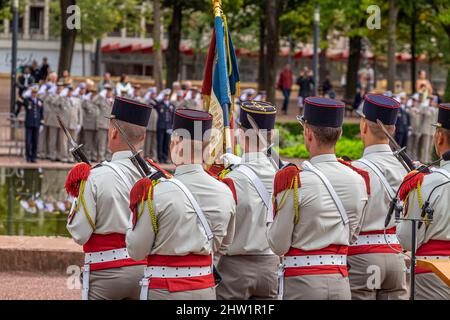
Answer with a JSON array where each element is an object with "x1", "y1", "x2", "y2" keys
[{"x1": 0, "y1": 167, "x2": 70, "y2": 237}]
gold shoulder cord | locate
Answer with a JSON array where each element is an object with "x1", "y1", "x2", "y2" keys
[
  {"x1": 77, "y1": 180, "x2": 96, "y2": 230},
  {"x1": 146, "y1": 180, "x2": 160, "y2": 235},
  {"x1": 275, "y1": 177, "x2": 300, "y2": 225}
]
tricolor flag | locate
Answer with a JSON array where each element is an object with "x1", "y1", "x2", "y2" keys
[{"x1": 202, "y1": 0, "x2": 240, "y2": 165}]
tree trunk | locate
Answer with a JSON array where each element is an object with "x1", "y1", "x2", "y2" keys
[
  {"x1": 81, "y1": 40, "x2": 85, "y2": 77},
  {"x1": 387, "y1": 0, "x2": 399, "y2": 92},
  {"x1": 345, "y1": 35, "x2": 362, "y2": 102},
  {"x1": 265, "y1": 0, "x2": 283, "y2": 104},
  {"x1": 444, "y1": 30, "x2": 450, "y2": 101},
  {"x1": 94, "y1": 39, "x2": 102, "y2": 76},
  {"x1": 257, "y1": 10, "x2": 266, "y2": 91},
  {"x1": 153, "y1": 0, "x2": 164, "y2": 90},
  {"x1": 193, "y1": 24, "x2": 204, "y2": 80},
  {"x1": 410, "y1": 0, "x2": 417, "y2": 94},
  {"x1": 57, "y1": 0, "x2": 77, "y2": 78},
  {"x1": 166, "y1": 2, "x2": 182, "y2": 89},
  {"x1": 444, "y1": 67, "x2": 450, "y2": 102},
  {"x1": 319, "y1": 30, "x2": 328, "y2": 92}
]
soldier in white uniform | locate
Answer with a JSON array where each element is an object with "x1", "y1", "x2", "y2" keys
[
  {"x1": 144, "y1": 88, "x2": 158, "y2": 160},
  {"x1": 126, "y1": 108, "x2": 236, "y2": 300},
  {"x1": 268, "y1": 97, "x2": 369, "y2": 300},
  {"x1": 66, "y1": 97, "x2": 153, "y2": 300},
  {"x1": 397, "y1": 103, "x2": 450, "y2": 300},
  {"x1": 407, "y1": 95, "x2": 422, "y2": 159},
  {"x1": 47, "y1": 82, "x2": 65, "y2": 161},
  {"x1": 37, "y1": 72, "x2": 58, "y2": 159},
  {"x1": 81, "y1": 88, "x2": 99, "y2": 162},
  {"x1": 350, "y1": 94, "x2": 408, "y2": 299},
  {"x1": 95, "y1": 84, "x2": 114, "y2": 162},
  {"x1": 216, "y1": 101, "x2": 279, "y2": 300},
  {"x1": 58, "y1": 85, "x2": 82, "y2": 163},
  {"x1": 419, "y1": 99, "x2": 439, "y2": 163}
]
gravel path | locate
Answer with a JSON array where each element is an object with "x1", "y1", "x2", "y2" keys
[{"x1": 0, "y1": 272, "x2": 80, "y2": 300}]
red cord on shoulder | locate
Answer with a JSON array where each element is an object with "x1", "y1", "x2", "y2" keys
[
  {"x1": 65, "y1": 163, "x2": 91, "y2": 197},
  {"x1": 338, "y1": 159, "x2": 371, "y2": 195},
  {"x1": 399, "y1": 171, "x2": 428, "y2": 201},
  {"x1": 129, "y1": 178, "x2": 153, "y2": 229},
  {"x1": 273, "y1": 165, "x2": 301, "y2": 198}
]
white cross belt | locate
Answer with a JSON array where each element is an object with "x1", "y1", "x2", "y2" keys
[
  {"x1": 84, "y1": 248, "x2": 130, "y2": 264},
  {"x1": 351, "y1": 234, "x2": 400, "y2": 246},
  {"x1": 283, "y1": 254, "x2": 347, "y2": 268},
  {"x1": 143, "y1": 265, "x2": 212, "y2": 278}
]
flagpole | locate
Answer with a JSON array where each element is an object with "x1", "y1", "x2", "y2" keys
[{"x1": 213, "y1": 0, "x2": 233, "y2": 155}]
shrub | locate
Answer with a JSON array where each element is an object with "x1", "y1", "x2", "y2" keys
[{"x1": 276, "y1": 122, "x2": 363, "y2": 160}]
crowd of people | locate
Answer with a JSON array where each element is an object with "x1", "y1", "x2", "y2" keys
[{"x1": 15, "y1": 69, "x2": 207, "y2": 164}]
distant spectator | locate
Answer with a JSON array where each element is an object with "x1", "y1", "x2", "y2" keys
[
  {"x1": 116, "y1": 74, "x2": 132, "y2": 97},
  {"x1": 31, "y1": 60, "x2": 41, "y2": 82},
  {"x1": 353, "y1": 78, "x2": 365, "y2": 111},
  {"x1": 62, "y1": 70, "x2": 73, "y2": 85},
  {"x1": 18, "y1": 67, "x2": 35, "y2": 98},
  {"x1": 321, "y1": 71, "x2": 335, "y2": 99},
  {"x1": 38, "y1": 57, "x2": 50, "y2": 82},
  {"x1": 296, "y1": 67, "x2": 314, "y2": 110},
  {"x1": 156, "y1": 92, "x2": 175, "y2": 163},
  {"x1": 365, "y1": 63, "x2": 375, "y2": 92},
  {"x1": 416, "y1": 70, "x2": 433, "y2": 98},
  {"x1": 98, "y1": 72, "x2": 115, "y2": 92},
  {"x1": 277, "y1": 64, "x2": 293, "y2": 115},
  {"x1": 395, "y1": 94, "x2": 410, "y2": 148}
]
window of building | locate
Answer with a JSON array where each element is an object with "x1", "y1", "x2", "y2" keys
[{"x1": 30, "y1": 6, "x2": 44, "y2": 34}]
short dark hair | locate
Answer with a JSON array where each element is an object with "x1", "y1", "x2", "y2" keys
[
  {"x1": 366, "y1": 120, "x2": 395, "y2": 140},
  {"x1": 307, "y1": 123, "x2": 342, "y2": 147}
]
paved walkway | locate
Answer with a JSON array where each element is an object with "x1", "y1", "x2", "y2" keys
[{"x1": 0, "y1": 272, "x2": 80, "y2": 300}]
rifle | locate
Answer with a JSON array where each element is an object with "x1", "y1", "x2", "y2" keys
[
  {"x1": 376, "y1": 119, "x2": 416, "y2": 172},
  {"x1": 57, "y1": 115, "x2": 90, "y2": 165},
  {"x1": 111, "y1": 119, "x2": 167, "y2": 180},
  {"x1": 247, "y1": 115, "x2": 283, "y2": 169}
]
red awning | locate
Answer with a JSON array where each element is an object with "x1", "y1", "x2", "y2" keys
[
  {"x1": 294, "y1": 48, "x2": 313, "y2": 59},
  {"x1": 101, "y1": 43, "x2": 120, "y2": 53}
]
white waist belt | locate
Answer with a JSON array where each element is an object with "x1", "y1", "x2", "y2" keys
[
  {"x1": 351, "y1": 234, "x2": 400, "y2": 246},
  {"x1": 283, "y1": 254, "x2": 346, "y2": 268},
  {"x1": 143, "y1": 265, "x2": 212, "y2": 278},
  {"x1": 84, "y1": 247, "x2": 130, "y2": 264}
]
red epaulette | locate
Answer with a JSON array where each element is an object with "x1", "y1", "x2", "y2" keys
[
  {"x1": 65, "y1": 162, "x2": 91, "y2": 197},
  {"x1": 129, "y1": 178, "x2": 154, "y2": 230},
  {"x1": 273, "y1": 164, "x2": 301, "y2": 198},
  {"x1": 399, "y1": 170, "x2": 429, "y2": 201},
  {"x1": 205, "y1": 169, "x2": 238, "y2": 205},
  {"x1": 338, "y1": 159, "x2": 371, "y2": 195},
  {"x1": 273, "y1": 164, "x2": 301, "y2": 218}
]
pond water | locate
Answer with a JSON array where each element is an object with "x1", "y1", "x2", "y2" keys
[{"x1": 0, "y1": 168, "x2": 71, "y2": 237}]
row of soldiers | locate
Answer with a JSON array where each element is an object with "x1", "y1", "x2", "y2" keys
[
  {"x1": 25, "y1": 73, "x2": 207, "y2": 164},
  {"x1": 65, "y1": 93, "x2": 450, "y2": 300}
]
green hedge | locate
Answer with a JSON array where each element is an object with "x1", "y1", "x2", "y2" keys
[{"x1": 276, "y1": 122, "x2": 363, "y2": 160}]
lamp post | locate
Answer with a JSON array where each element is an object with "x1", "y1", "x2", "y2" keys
[
  {"x1": 313, "y1": 4, "x2": 320, "y2": 96},
  {"x1": 10, "y1": 0, "x2": 19, "y2": 115}
]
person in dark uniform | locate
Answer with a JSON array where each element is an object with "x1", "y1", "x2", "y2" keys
[
  {"x1": 155, "y1": 91, "x2": 175, "y2": 163},
  {"x1": 395, "y1": 95, "x2": 410, "y2": 148},
  {"x1": 23, "y1": 86, "x2": 44, "y2": 163}
]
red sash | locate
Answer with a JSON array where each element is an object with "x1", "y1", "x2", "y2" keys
[
  {"x1": 83, "y1": 233, "x2": 147, "y2": 271},
  {"x1": 284, "y1": 245, "x2": 348, "y2": 277},
  {"x1": 146, "y1": 254, "x2": 215, "y2": 292},
  {"x1": 348, "y1": 227, "x2": 403, "y2": 256}
]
